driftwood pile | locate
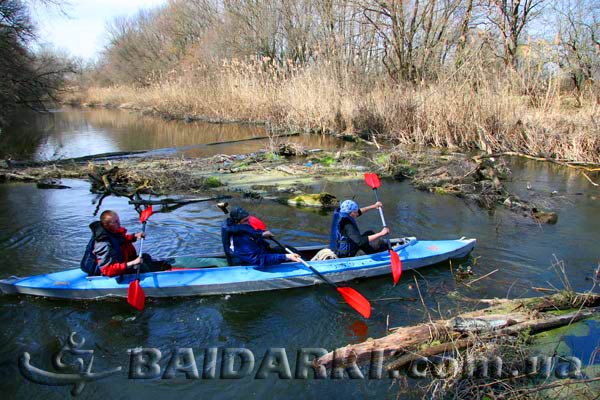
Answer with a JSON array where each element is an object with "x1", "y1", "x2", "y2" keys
[
  {"x1": 88, "y1": 163, "x2": 226, "y2": 215},
  {"x1": 317, "y1": 291, "x2": 599, "y2": 371}
]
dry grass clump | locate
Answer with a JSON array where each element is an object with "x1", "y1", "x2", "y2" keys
[{"x1": 72, "y1": 58, "x2": 600, "y2": 163}]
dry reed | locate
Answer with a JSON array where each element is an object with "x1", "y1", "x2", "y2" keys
[{"x1": 68, "y1": 58, "x2": 600, "y2": 163}]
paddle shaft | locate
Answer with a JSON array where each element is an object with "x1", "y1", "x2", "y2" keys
[
  {"x1": 135, "y1": 222, "x2": 147, "y2": 281},
  {"x1": 371, "y1": 185, "x2": 396, "y2": 256},
  {"x1": 266, "y1": 237, "x2": 371, "y2": 318},
  {"x1": 268, "y1": 237, "x2": 337, "y2": 288},
  {"x1": 371, "y1": 188, "x2": 387, "y2": 227}
]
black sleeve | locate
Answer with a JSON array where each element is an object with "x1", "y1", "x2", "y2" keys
[{"x1": 340, "y1": 219, "x2": 369, "y2": 248}]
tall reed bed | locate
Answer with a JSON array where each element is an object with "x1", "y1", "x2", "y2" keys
[{"x1": 72, "y1": 58, "x2": 600, "y2": 163}]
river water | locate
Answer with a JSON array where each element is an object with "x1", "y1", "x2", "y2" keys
[{"x1": 0, "y1": 108, "x2": 599, "y2": 398}]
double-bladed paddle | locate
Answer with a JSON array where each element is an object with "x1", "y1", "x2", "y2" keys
[
  {"x1": 127, "y1": 205, "x2": 153, "y2": 311},
  {"x1": 268, "y1": 237, "x2": 371, "y2": 319},
  {"x1": 364, "y1": 173, "x2": 402, "y2": 285}
]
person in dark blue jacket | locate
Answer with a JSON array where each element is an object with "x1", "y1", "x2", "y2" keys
[
  {"x1": 330, "y1": 200, "x2": 389, "y2": 258},
  {"x1": 221, "y1": 207, "x2": 301, "y2": 267}
]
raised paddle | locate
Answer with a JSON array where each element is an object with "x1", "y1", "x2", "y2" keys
[
  {"x1": 268, "y1": 237, "x2": 371, "y2": 319},
  {"x1": 127, "y1": 205, "x2": 153, "y2": 311},
  {"x1": 364, "y1": 173, "x2": 402, "y2": 285}
]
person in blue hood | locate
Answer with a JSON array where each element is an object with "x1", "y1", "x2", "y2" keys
[
  {"x1": 221, "y1": 207, "x2": 301, "y2": 267},
  {"x1": 330, "y1": 200, "x2": 389, "y2": 258}
]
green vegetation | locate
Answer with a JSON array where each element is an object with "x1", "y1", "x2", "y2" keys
[
  {"x1": 264, "y1": 152, "x2": 280, "y2": 162},
  {"x1": 374, "y1": 153, "x2": 390, "y2": 167},
  {"x1": 419, "y1": 339, "x2": 442, "y2": 351},
  {"x1": 287, "y1": 192, "x2": 338, "y2": 209},
  {"x1": 203, "y1": 176, "x2": 223, "y2": 188},
  {"x1": 395, "y1": 165, "x2": 417, "y2": 177},
  {"x1": 318, "y1": 155, "x2": 336, "y2": 167}
]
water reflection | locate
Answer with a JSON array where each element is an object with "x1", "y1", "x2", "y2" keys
[{"x1": 1, "y1": 108, "x2": 352, "y2": 161}]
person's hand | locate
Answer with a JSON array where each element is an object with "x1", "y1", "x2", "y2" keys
[
  {"x1": 286, "y1": 253, "x2": 301, "y2": 262},
  {"x1": 261, "y1": 230, "x2": 274, "y2": 238},
  {"x1": 373, "y1": 201, "x2": 383, "y2": 209},
  {"x1": 380, "y1": 227, "x2": 390, "y2": 236},
  {"x1": 127, "y1": 257, "x2": 142, "y2": 267},
  {"x1": 134, "y1": 232, "x2": 145, "y2": 241}
]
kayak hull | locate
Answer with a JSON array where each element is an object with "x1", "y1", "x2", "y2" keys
[{"x1": 0, "y1": 238, "x2": 475, "y2": 300}]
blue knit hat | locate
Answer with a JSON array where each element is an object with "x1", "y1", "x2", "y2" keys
[{"x1": 340, "y1": 200, "x2": 359, "y2": 214}]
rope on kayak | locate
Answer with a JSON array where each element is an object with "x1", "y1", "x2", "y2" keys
[{"x1": 311, "y1": 248, "x2": 337, "y2": 261}]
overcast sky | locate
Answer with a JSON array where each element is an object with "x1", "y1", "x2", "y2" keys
[{"x1": 33, "y1": 0, "x2": 167, "y2": 61}]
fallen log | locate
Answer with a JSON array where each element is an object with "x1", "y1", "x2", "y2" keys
[
  {"x1": 36, "y1": 181, "x2": 71, "y2": 189},
  {"x1": 5, "y1": 150, "x2": 148, "y2": 168},
  {"x1": 0, "y1": 173, "x2": 72, "y2": 189},
  {"x1": 127, "y1": 196, "x2": 230, "y2": 206},
  {"x1": 0, "y1": 172, "x2": 39, "y2": 182},
  {"x1": 3, "y1": 133, "x2": 300, "y2": 168},
  {"x1": 204, "y1": 132, "x2": 299, "y2": 146},
  {"x1": 315, "y1": 292, "x2": 600, "y2": 370}
]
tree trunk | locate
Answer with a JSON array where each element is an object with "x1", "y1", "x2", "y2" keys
[{"x1": 316, "y1": 292, "x2": 600, "y2": 370}]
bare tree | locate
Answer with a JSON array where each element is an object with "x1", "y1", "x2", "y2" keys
[
  {"x1": 483, "y1": 0, "x2": 547, "y2": 67},
  {"x1": 357, "y1": 0, "x2": 467, "y2": 82},
  {"x1": 0, "y1": 0, "x2": 75, "y2": 126},
  {"x1": 552, "y1": 0, "x2": 600, "y2": 106}
]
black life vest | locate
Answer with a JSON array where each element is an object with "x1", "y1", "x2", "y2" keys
[{"x1": 80, "y1": 222, "x2": 126, "y2": 276}]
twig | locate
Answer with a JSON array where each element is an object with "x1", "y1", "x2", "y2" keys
[
  {"x1": 414, "y1": 276, "x2": 435, "y2": 327},
  {"x1": 506, "y1": 279, "x2": 518, "y2": 299},
  {"x1": 474, "y1": 152, "x2": 600, "y2": 170},
  {"x1": 546, "y1": 280, "x2": 562, "y2": 293},
  {"x1": 513, "y1": 376, "x2": 600, "y2": 396},
  {"x1": 370, "y1": 297, "x2": 418, "y2": 303},
  {"x1": 532, "y1": 287, "x2": 558, "y2": 293},
  {"x1": 465, "y1": 269, "x2": 499, "y2": 287},
  {"x1": 581, "y1": 171, "x2": 599, "y2": 187}
]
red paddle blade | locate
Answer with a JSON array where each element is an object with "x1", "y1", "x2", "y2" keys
[
  {"x1": 337, "y1": 287, "x2": 371, "y2": 319},
  {"x1": 127, "y1": 280, "x2": 145, "y2": 311},
  {"x1": 248, "y1": 215, "x2": 267, "y2": 231},
  {"x1": 390, "y1": 250, "x2": 402, "y2": 285},
  {"x1": 140, "y1": 206, "x2": 153, "y2": 223},
  {"x1": 364, "y1": 173, "x2": 381, "y2": 189}
]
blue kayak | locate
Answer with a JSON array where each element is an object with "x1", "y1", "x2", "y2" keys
[{"x1": 0, "y1": 237, "x2": 475, "y2": 300}]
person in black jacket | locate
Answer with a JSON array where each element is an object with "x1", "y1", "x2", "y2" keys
[{"x1": 330, "y1": 200, "x2": 389, "y2": 258}]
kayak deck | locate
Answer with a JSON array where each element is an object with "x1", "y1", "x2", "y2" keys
[{"x1": 0, "y1": 237, "x2": 475, "y2": 300}]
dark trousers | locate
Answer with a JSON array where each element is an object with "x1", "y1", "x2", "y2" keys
[
  {"x1": 136, "y1": 253, "x2": 171, "y2": 273},
  {"x1": 358, "y1": 230, "x2": 388, "y2": 255}
]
